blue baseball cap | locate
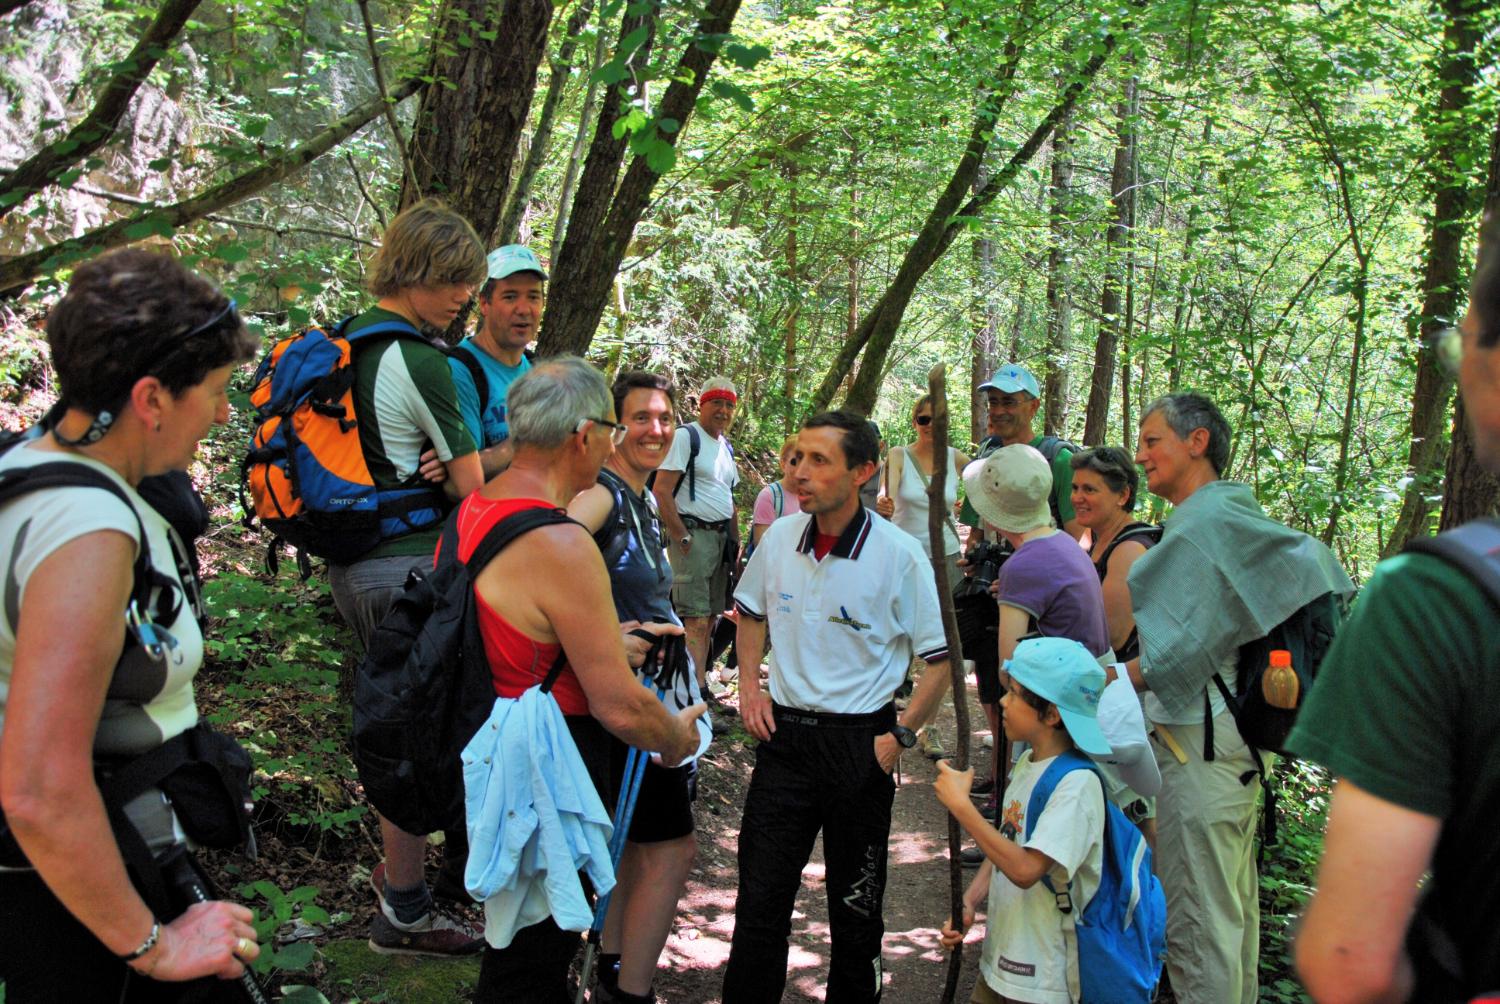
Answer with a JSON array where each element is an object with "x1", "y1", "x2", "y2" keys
[
  {"x1": 1004, "y1": 637, "x2": 1111, "y2": 755},
  {"x1": 979, "y1": 363, "x2": 1040, "y2": 399},
  {"x1": 486, "y1": 244, "x2": 548, "y2": 281}
]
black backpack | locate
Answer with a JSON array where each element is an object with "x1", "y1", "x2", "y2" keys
[{"x1": 352, "y1": 505, "x2": 578, "y2": 836}]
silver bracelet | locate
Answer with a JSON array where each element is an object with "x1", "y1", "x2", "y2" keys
[{"x1": 121, "y1": 920, "x2": 160, "y2": 961}]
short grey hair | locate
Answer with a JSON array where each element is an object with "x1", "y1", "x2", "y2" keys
[
  {"x1": 507, "y1": 356, "x2": 612, "y2": 450},
  {"x1": 1141, "y1": 392, "x2": 1232, "y2": 476},
  {"x1": 700, "y1": 376, "x2": 737, "y2": 397}
]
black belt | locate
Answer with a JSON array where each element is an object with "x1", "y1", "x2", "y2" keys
[
  {"x1": 772, "y1": 702, "x2": 896, "y2": 732},
  {"x1": 682, "y1": 514, "x2": 731, "y2": 532}
]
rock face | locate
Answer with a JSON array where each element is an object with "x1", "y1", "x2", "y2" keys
[
  {"x1": 1, "y1": 0, "x2": 196, "y2": 255},
  {"x1": 1, "y1": 0, "x2": 387, "y2": 281}
]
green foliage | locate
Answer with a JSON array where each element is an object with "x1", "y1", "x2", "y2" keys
[
  {"x1": 1258, "y1": 759, "x2": 1332, "y2": 1003},
  {"x1": 237, "y1": 879, "x2": 330, "y2": 976}
]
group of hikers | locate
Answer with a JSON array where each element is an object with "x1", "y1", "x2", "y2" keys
[{"x1": 0, "y1": 194, "x2": 1496, "y2": 1004}]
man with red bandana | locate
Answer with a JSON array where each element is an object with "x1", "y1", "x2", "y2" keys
[{"x1": 654, "y1": 377, "x2": 741, "y2": 697}]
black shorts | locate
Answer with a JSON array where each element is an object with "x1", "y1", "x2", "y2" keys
[
  {"x1": 955, "y1": 594, "x2": 1001, "y2": 705},
  {"x1": 608, "y1": 736, "x2": 697, "y2": 844}
]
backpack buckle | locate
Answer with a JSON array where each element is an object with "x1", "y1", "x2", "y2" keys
[
  {"x1": 126, "y1": 599, "x2": 178, "y2": 662},
  {"x1": 1054, "y1": 888, "x2": 1073, "y2": 915}
]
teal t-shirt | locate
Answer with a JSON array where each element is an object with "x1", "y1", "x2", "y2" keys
[
  {"x1": 1290, "y1": 552, "x2": 1500, "y2": 993},
  {"x1": 449, "y1": 340, "x2": 530, "y2": 449}
]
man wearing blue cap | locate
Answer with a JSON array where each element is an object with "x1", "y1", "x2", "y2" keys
[
  {"x1": 958, "y1": 363, "x2": 1082, "y2": 541},
  {"x1": 449, "y1": 244, "x2": 547, "y2": 477}
]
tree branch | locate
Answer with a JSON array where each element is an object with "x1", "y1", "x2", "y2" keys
[
  {"x1": 0, "y1": 78, "x2": 423, "y2": 297},
  {"x1": 0, "y1": 0, "x2": 204, "y2": 222},
  {"x1": 355, "y1": 0, "x2": 417, "y2": 198}
]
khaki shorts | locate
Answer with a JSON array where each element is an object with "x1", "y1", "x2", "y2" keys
[{"x1": 669, "y1": 524, "x2": 731, "y2": 618}]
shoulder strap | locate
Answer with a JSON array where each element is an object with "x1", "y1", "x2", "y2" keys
[
  {"x1": 0, "y1": 462, "x2": 159, "y2": 617},
  {"x1": 674, "y1": 424, "x2": 702, "y2": 500},
  {"x1": 1405, "y1": 518, "x2": 1500, "y2": 606},
  {"x1": 466, "y1": 505, "x2": 581, "y2": 574},
  {"x1": 1022, "y1": 749, "x2": 1097, "y2": 841},
  {"x1": 449, "y1": 343, "x2": 492, "y2": 417},
  {"x1": 900, "y1": 447, "x2": 962, "y2": 542},
  {"x1": 770, "y1": 481, "x2": 785, "y2": 519},
  {"x1": 590, "y1": 470, "x2": 629, "y2": 552},
  {"x1": 339, "y1": 315, "x2": 427, "y2": 347},
  {"x1": 1097, "y1": 521, "x2": 1160, "y2": 573}
]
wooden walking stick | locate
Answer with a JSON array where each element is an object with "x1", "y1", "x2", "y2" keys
[{"x1": 923, "y1": 363, "x2": 972, "y2": 1004}]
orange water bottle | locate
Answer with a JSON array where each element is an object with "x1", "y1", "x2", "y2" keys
[{"x1": 1262, "y1": 649, "x2": 1299, "y2": 710}]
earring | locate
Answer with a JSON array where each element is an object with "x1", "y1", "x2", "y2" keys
[{"x1": 154, "y1": 421, "x2": 161, "y2": 432}]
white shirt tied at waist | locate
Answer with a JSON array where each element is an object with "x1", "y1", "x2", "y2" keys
[{"x1": 734, "y1": 506, "x2": 948, "y2": 715}]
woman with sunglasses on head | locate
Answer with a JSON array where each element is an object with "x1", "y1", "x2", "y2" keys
[
  {"x1": 0, "y1": 249, "x2": 261, "y2": 1000},
  {"x1": 874, "y1": 394, "x2": 971, "y2": 587}
]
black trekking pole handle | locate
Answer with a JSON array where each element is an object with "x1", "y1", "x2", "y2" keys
[{"x1": 157, "y1": 850, "x2": 274, "y2": 1004}]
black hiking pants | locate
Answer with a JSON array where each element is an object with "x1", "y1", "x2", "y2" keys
[{"x1": 723, "y1": 704, "x2": 896, "y2": 1004}]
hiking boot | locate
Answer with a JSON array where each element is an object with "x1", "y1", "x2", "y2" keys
[
  {"x1": 919, "y1": 727, "x2": 945, "y2": 760},
  {"x1": 960, "y1": 846, "x2": 986, "y2": 868},
  {"x1": 368, "y1": 907, "x2": 484, "y2": 957}
]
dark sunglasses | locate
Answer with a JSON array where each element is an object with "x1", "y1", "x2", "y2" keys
[{"x1": 914, "y1": 415, "x2": 933, "y2": 426}]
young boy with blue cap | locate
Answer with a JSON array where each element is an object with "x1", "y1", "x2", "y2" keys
[{"x1": 933, "y1": 636, "x2": 1110, "y2": 1003}]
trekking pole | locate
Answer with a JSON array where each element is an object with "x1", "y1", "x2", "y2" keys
[
  {"x1": 923, "y1": 364, "x2": 973, "y2": 1004},
  {"x1": 157, "y1": 847, "x2": 274, "y2": 1004}
]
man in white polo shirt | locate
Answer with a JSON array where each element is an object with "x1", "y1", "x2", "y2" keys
[
  {"x1": 723, "y1": 410, "x2": 953, "y2": 1004},
  {"x1": 654, "y1": 377, "x2": 741, "y2": 695}
]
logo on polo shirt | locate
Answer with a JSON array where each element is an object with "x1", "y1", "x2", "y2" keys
[{"x1": 828, "y1": 606, "x2": 870, "y2": 632}]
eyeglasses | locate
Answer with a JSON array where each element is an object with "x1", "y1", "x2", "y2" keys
[
  {"x1": 577, "y1": 416, "x2": 628, "y2": 445},
  {"x1": 1432, "y1": 326, "x2": 1463, "y2": 379},
  {"x1": 914, "y1": 415, "x2": 933, "y2": 426}
]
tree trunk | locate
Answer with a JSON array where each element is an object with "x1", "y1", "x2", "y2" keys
[
  {"x1": 784, "y1": 158, "x2": 801, "y2": 430},
  {"x1": 1382, "y1": 0, "x2": 1483, "y2": 554},
  {"x1": 0, "y1": 0, "x2": 204, "y2": 222},
  {"x1": 971, "y1": 151, "x2": 1000, "y2": 445},
  {"x1": 1439, "y1": 105, "x2": 1500, "y2": 528},
  {"x1": 399, "y1": 0, "x2": 553, "y2": 243},
  {"x1": 538, "y1": 0, "x2": 746, "y2": 358},
  {"x1": 550, "y1": 24, "x2": 610, "y2": 266},
  {"x1": 1084, "y1": 72, "x2": 1136, "y2": 446},
  {"x1": 1042, "y1": 87, "x2": 1074, "y2": 437},
  {"x1": 820, "y1": 5, "x2": 1128, "y2": 417},
  {"x1": 0, "y1": 79, "x2": 424, "y2": 298},
  {"x1": 498, "y1": 0, "x2": 598, "y2": 245}
]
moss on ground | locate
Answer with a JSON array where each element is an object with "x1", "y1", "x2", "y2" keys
[{"x1": 315, "y1": 938, "x2": 481, "y2": 1002}]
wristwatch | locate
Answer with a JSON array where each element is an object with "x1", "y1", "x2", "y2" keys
[{"x1": 890, "y1": 724, "x2": 918, "y2": 749}]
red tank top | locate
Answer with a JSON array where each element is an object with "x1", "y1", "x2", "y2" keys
[{"x1": 448, "y1": 493, "x2": 590, "y2": 716}]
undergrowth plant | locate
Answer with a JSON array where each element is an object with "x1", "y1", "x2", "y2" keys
[{"x1": 1258, "y1": 758, "x2": 1331, "y2": 1004}]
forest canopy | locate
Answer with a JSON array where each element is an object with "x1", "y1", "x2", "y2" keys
[{"x1": 2, "y1": 0, "x2": 1499, "y2": 563}]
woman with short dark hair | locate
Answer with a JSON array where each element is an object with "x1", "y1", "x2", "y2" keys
[{"x1": 0, "y1": 249, "x2": 260, "y2": 999}]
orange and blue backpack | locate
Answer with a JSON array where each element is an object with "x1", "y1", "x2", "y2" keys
[{"x1": 240, "y1": 316, "x2": 448, "y2": 574}]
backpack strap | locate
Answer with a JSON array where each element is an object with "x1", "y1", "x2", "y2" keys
[
  {"x1": 1023, "y1": 749, "x2": 1101, "y2": 1004},
  {"x1": 1096, "y1": 522, "x2": 1160, "y2": 578},
  {"x1": 457, "y1": 506, "x2": 582, "y2": 695},
  {"x1": 674, "y1": 424, "x2": 703, "y2": 501},
  {"x1": 770, "y1": 481, "x2": 785, "y2": 519},
  {"x1": 0, "y1": 462, "x2": 179, "y2": 630},
  {"x1": 447, "y1": 342, "x2": 493, "y2": 420},
  {"x1": 1405, "y1": 518, "x2": 1500, "y2": 605}
]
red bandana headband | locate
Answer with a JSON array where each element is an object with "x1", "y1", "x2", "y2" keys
[{"x1": 700, "y1": 387, "x2": 738, "y2": 405}]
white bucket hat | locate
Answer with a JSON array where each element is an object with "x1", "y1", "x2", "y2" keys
[{"x1": 962, "y1": 444, "x2": 1053, "y2": 532}]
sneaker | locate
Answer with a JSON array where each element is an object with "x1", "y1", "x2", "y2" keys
[
  {"x1": 970, "y1": 776, "x2": 996, "y2": 798},
  {"x1": 368, "y1": 908, "x2": 484, "y2": 957},
  {"x1": 960, "y1": 846, "x2": 986, "y2": 868},
  {"x1": 369, "y1": 862, "x2": 484, "y2": 957},
  {"x1": 919, "y1": 727, "x2": 945, "y2": 760}
]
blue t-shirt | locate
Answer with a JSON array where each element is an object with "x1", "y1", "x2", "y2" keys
[{"x1": 449, "y1": 341, "x2": 531, "y2": 449}]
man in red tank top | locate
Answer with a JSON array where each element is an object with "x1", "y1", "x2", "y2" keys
[{"x1": 461, "y1": 356, "x2": 704, "y2": 1003}]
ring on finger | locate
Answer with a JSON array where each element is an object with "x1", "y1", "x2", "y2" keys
[{"x1": 235, "y1": 936, "x2": 255, "y2": 958}]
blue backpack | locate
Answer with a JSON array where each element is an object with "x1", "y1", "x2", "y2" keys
[{"x1": 1024, "y1": 751, "x2": 1166, "y2": 1004}]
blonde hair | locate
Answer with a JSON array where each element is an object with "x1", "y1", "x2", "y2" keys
[
  {"x1": 366, "y1": 198, "x2": 486, "y2": 297},
  {"x1": 779, "y1": 434, "x2": 799, "y2": 462}
]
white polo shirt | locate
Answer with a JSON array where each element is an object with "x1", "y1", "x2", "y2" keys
[{"x1": 734, "y1": 507, "x2": 948, "y2": 714}]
